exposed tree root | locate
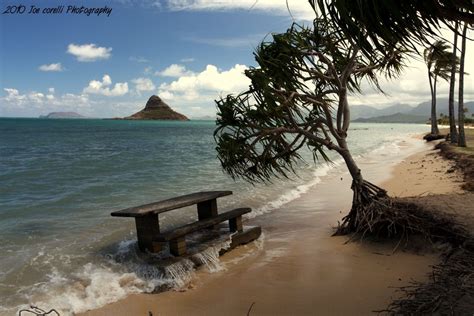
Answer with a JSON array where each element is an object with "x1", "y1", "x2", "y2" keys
[
  {"x1": 333, "y1": 179, "x2": 474, "y2": 314},
  {"x1": 371, "y1": 138, "x2": 474, "y2": 314},
  {"x1": 334, "y1": 180, "x2": 469, "y2": 248}
]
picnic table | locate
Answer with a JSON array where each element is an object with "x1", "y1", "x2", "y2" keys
[{"x1": 111, "y1": 191, "x2": 261, "y2": 256}]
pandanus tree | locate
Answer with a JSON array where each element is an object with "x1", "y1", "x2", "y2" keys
[
  {"x1": 424, "y1": 40, "x2": 453, "y2": 136},
  {"x1": 214, "y1": 20, "x2": 404, "y2": 235}
]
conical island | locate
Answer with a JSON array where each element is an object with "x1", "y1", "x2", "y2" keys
[{"x1": 124, "y1": 95, "x2": 189, "y2": 121}]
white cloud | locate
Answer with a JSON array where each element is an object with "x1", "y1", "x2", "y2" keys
[
  {"x1": 349, "y1": 28, "x2": 474, "y2": 108},
  {"x1": 158, "y1": 64, "x2": 250, "y2": 102},
  {"x1": 1, "y1": 87, "x2": 91, "y2": 116},
  {"x1": 39, "y1": 63, "x2": 63, "y2": 72},
  {"x1": 166, "y1": 0, "x2": 315, "y2": 20},
  {"x1": 132, "y1": 77, "x2": 156, "y2": 93},
  {"x1": 48, "y1": 87, "x2": 55, "y2": 93},
  {"x1": 4, "y1": 88, "x2": 26, "y2": 103},
  {"x1": 159, "y1": 91, "x2": 175, "y2": 100},
  {"x1": 28, "y1": 92, "x2": 45, "y2": 103},
  {"x1": 67, "y1": 43, "x2": 112, "y2": 62},
  {"x1": 156, "y1": 64, "x2": 193, "y2": 77},
  {"x1": 83, "y1": 74, "x2": 129, "y2": 96},
  {"x1": 61, "y1": 93, "x2": 90, "y2": 105},
  {"x1": 1, "y1": 87, "x2": 162, "y2": 118}
]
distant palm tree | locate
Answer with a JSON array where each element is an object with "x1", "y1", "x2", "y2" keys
[
  {"x1": 424, "y1": 41, "x2": 453, "y2": 136},
  {"x1": 448, "y1": 22, "x2": 459, "y2": 143},
  {"x1": 458, "y1": 22, "x2": 469, "y2": 147}
]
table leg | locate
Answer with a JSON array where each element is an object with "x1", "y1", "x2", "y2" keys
[
  {"x1": 229, "y1": 215, "x2": 243, "y2": 233},
  {"x1": 197, "y1": 199, "x2": 219, "y2": 229},
  {"x1": 197, "y1": 199, "x2": 218, "y2": 220},
  {"x1": 135, "y1": 214, "x2": 161, "y2": 253},
  {"x1": 170, "y1": 237, "x2": 187, "y2": 256}
]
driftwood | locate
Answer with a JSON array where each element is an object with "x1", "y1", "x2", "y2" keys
[{"x1": 423, "y1": 133, "x2": 446, "y2": 142}]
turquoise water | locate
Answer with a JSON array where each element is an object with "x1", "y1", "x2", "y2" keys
[{"x1": 0, "y1": 118, "x2": 428, "y2": 314}]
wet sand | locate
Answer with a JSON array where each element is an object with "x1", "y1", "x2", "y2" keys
[{"x1": 82, "y1": 139, "x2": 464, "y2": 316}]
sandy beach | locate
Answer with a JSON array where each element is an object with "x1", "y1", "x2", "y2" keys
[{"x1": 82, "y1": 138, "x2": 464, "y2": 316}]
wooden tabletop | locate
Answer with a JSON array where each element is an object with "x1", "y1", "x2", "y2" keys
[{"x1": 111, "y1": 191, "x2": 232, "y2": 217}]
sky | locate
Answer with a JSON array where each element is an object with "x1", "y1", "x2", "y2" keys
[{"x1": 0, "y1": 0, "x2": 473, "y2": 118}]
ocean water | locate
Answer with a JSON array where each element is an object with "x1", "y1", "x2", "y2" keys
[{"x1": 0, "y1": 118, "x2": 428, "y2": 315}]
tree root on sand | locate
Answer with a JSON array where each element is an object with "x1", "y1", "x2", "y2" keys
[
  {"x1": 334, "y1": 180, "x2": 469, "y2": 250},
  {"x1": 333, "y1": 180, "x2": 474, "y2": 314}
]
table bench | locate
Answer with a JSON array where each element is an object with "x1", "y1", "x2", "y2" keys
[{"x1": 111, "y1": 191, "x2": 261, "y2": 256}]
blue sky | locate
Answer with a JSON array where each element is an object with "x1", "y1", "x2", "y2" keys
[{"x1": 1, "y1": 0, "x2": 472, "y2": 117}]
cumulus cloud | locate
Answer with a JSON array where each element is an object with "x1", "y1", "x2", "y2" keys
[
  {"x1": 132, "y1": 77, "x2": 156, "y2": 93},
  {"x1": 159, "y1": 91, "x2": 175, "y2": 100},
  {"x1": 4, "y1": 88, "x2": 27, "y2": 103},
  {"x1": 67, "y1": 43, "x2": 112, "y2": 62},
  {"x1": 155, "y1": 64, "x2": 193, "y2": 77},
  {"x1": 28, "y1": 92, "x2": 45, "y2": 103},
  {"x1": 158, "y1": 64, "x2": 250, "y2": 102},
  {"x1": 166, "y1": 0, "x2": 315, "y2": 20},
  {"x1": 38, "y1": 63, "x2": 63, "y2": 72},
  {"x1": 1, "y1": 87, "x2": 91, "y2": 117},
  {"x1": 349, "y1": 37, "x2": 474, "y2": 108},
  {"x1": 2, "y1": 87, "x2": 161, "y2": 118},
  {"x1": 83, "y1": 75, "x2": 129, "y2": 96},
  {"x1": 3, "y1": 88, "x2": 90, "y2": 106}
]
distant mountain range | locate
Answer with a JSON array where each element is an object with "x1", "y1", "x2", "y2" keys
[
  {"x1": 39, "y1": 112, "x2": 86, "y2": 119},
  {"x1": 353, "y1": 113, "x2": 427, "y2": 124},
  {"x1": 352, "y1": 99, "x2": 474, "y2": 123},
  {"x1": 190, "y1": 99, "x2": 474, "y2": 124}
]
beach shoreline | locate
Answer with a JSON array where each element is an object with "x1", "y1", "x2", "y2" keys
[{"x1": 80, "y1": 136, "x2": 464, "y2": 316}]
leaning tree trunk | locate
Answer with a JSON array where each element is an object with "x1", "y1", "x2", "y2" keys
[
  {"x1": 334, "y1": 139, "x2": 387, "y2": 235},
  {"x1": 458, "y1": 22, "x2": 468, "y2": 147},
  {"x1": 429, "y1": 72, "x2": 440, "y2": 135},
  {"x1": 448, "y1": 22, "x2": 459, "y2": 143}
]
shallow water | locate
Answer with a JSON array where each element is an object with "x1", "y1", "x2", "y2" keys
[{"x1": 0, "y1": 118, "x2": 428, "y2": 315}]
